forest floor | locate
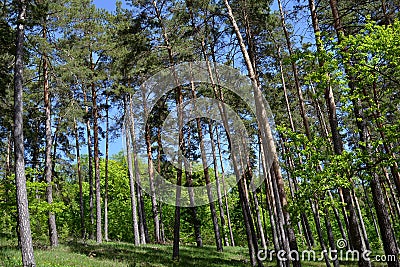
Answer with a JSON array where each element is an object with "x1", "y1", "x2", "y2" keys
[{"x1": 0, "y1": 238, "x2": 387, "y2": 266}]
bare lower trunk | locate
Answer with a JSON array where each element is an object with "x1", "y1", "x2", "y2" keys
[
  {"x1": 83, "y1": 90, "x2": 94, "y2": 240},
  {"x1": 190, "y1": 79, "x2": 222, "y2": 252},
  {"x1": 43, "y1": 26, "x2": 58, "y2": 247},
  {"x1": 127, "y1": 96, "x2": 148, "y2": 244},
  {"x1": 14, "y1": 1, "x2": 36, "y2": 264},
  {"x1": 90, "y1": 52, "x2": 102, "y2": 244},
  {"x1": 215, "y1": 124, "x2": 235, "y2": 247},
  {"x1": 370, "y1": 174, "x2": 400, "y2": 267},
  {"x1": 125, "y1": 107, "x2": 140, "y2": 246},
  {"x1": 104, "y1": 95, "x2": 109, "y2": 242},
  {"x1": 209, "y1": 123, "x2": 229, "y2": 246},
  {"x1": 74, "y1": 119, "x2": 85, "y2": 239}
]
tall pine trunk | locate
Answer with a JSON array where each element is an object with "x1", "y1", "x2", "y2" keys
[
  {"x1": 90, "y1": 52, "x2": 102, "y2": 244},
  {"x1": 189, "y1": 77, "x2": 223, "y2": 252},
  {"x1": 43, "y1": 25, "x2": 58, "y2": 247},
  {"x1": 104, "y1": 94, "x2": 109, "y2": 242},
  {"x1": 13, "y1": 0, "x2": 36, "y2": 264},
  {"x1": 125, "y1": 101, "x2": 140, "y2": 246},
  {"x1": 74, "y1": 119, "x2": 85, "y2": 239},
  {"x1": 209, "y1": 122, "x2": 229, "y2": 246},
  {"x1": 128, "y1": 95, "x2": 149, "y2": 244},
  {"x1": 83, "y1": 90, "x2": 94, "y2": 240}
]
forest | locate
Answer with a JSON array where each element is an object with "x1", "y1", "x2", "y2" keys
[{"x1": 1, "y1": 0, "x2": 400, "y2": 266}]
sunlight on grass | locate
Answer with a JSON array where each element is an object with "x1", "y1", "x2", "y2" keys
[{"x1": 0, "y1": 238, "x2": 391, "y2": 266}]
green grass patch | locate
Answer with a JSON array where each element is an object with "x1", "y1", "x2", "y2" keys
[{"x1": 0, "y1": 238, "x2": 391, "y2": 266}]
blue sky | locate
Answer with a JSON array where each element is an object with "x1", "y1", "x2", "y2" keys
[{"x1": 93, "y1": 0, "x2": 127, "y2": 12}]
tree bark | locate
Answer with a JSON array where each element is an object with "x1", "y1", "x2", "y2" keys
[
  {"x1": 13, "y1": 0, "x2": 36, "y2": 265},
  {"x1": 209, "y1": 122, "x2": 229, "y2": 246},
  {"x1": 190, "y1": 78, "x2": 223, "y2": 252},
  {"x1": 43, "y1": 25, "x2": 58, "y2": 247},
  {"x1": 128, "y1": 95, "x2": 149, "y2": 244},
  {"x1": 83, "y1": 89, "x2": 94, "y2": 240},
  {"x1": 125, "y1": 102, "x2": 140, "y2": 246},
  {"x1": 142, "y1": 96, "x2": 161, "y2": 244},
  {"x1": 90, "y1": 52, "x2": 102, "y2": 244},
  {"x1": 104, "y1": 94, "x2": 109, "y2": 242},
  {"x1": 74, "y1": 119, "x2": 85, "y2": 239},
  {"x1": 215, "y1": 127, "x2": 235, "y2": 247}
]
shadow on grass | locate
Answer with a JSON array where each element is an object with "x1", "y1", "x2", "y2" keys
[{"x1": 66, "y1": 241, "x2": 249, "y2": 266}]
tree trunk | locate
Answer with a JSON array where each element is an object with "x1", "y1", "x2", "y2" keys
[
  {"x1": 182, "y1": 128, "x2": 203, "y2": 247},
  {"x1": 125, "y1": 104, "x2": 140, "y2": 246},
  {"x1": 104, "y1": 94, "x2": 109, "y2": 242},
  {"x1": 252, "y1": 190, "x2": 267, "y2": 250},
  {"x1": 215, "y1": 127, "x2": 235, "y2": 247},
  {"x1": 209, "y1": 122, "x2": 229, "y2": 246},
  {"x1": 14, "y1": 0, "x2": 36, "y2": 264},
  {"x1": 157, "y1": 128, "x2": 165, "y2": 243},
  {"x1": 370, "y1": 173, "x2": 400, "y2": 267},
  {"x1": 277, "y1": 0, "x2": 311, "y2": 138},
  {"x1": 312, "y1": 201, "x2": 331, "y2": 267},
  {"x1": 74, "y1": 119, "x2": 85, "y2": 239},
  {"x1": 42, "y1": 25, "x2": 58, "y2": 247},
  {"x1": 128, "y1": 95, "x2": 148, "y2": 244},
  {"x1": 83, "y1": 90, "x2": 94, "y2": 240},
  {"x1": 90, "y1": 52, "x2": 102, "y2": 244},
  {"x1": 190, "y1": 79, "x2": 223, "y2": 252},
  {"x1": 142, "y1": 97, "x2": 161, "y2": 244}
]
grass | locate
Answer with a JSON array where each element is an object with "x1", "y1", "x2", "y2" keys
[{"x1": 0, "y1": 238, "x2": 390, "y2": 266}]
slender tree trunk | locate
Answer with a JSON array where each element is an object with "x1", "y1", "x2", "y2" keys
[
  {"x1": 157, "y1": 128, "x2": 165, "y2": 243},
  {"x1": 370, "y1": 173, "x2": 400, "y2": 267},
  {"x1": 104, "y1": 94, "x2": 109, "y2": 242},
  {"x1": 142, "y1": 99, "x2": 160, "y2": 244},
  {"x1": 190, "y1": 78, "x2": 223, "y2": 252},
  {"x1": 362, "y1": 181, "x2": 381, "y2": 241},
  {"x1": 383, "y1": 167, "x2": 400, "y2": 220},
  {"x1": 13, "y1": 0, "x2": 36, "y2": 264},
  {"x1": 312, "y1": 200, "x2": 331, "y2": 267},
  {"x1": 209, "y1": 122, "x2": 229, "y2": 246},
  {"x1": 90, "y1": 52, "x2": 102, "y2": 244},
  {"x1": 352, "y1": 190, "x2": 370, "y2": 250},
  {"x1": 277, "y1": 0, "x2": 311, "y2": 138},
  {"x1": 128, "y1": 95, "x2": 148, "y2": 244},
  {"x1": 125, "y1": 103, "x2": 140, "y2": 246},
  {"x1": 83, "y1": 90, "x2": 94, "y2": 240},
  {"x1": 183, "y1": 127, "x2": 203, "y2": 247},
  {"x1": 42, "y1": 25, "x2": 58, "y2": 247},
  {"x1": 215, "y1": 126, "x2": 235, "y2": 247},
  {"x1": 252, "y1": 190, "x2": 267, "y2": 249},
  {"x1": 328, "y1": 191, "x2": 348, "y2": 247},
  {"x1": 324, "y1": 207, "x2": 340, "y2": 267},
  {"x1": 74, "y1": 119, "x2": 85, "y2": 239}
]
